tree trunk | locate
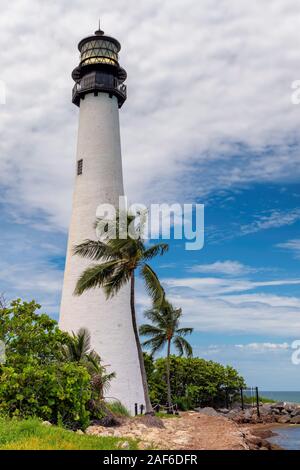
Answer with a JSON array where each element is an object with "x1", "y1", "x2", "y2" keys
[
  {"x1": 166, "y1": 339, "x2": 172, "y2": 412},
  {"x1": 130, "y1": 272, "x2": 154, "y2": 415}
]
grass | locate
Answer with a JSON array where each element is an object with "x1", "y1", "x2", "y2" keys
[
  {"x1": 0, "y1": 417, "x2": 138, "y2": 450},
  {"x1": 107, "y1": 401, "x2": 131, "y2": 417},
  {"x1": 243, "y1": 395, "x2": 277, "y2": 404},
  {"x1": 155, "y1": 412, "x2": 180, "y2": 419}
]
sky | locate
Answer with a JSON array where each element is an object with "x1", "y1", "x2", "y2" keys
[{"x1": 0, "y1": 0, "x2": 300, "y2": 390}]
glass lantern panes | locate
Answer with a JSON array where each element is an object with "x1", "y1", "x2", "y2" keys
[{"x1": 80, "y1": 39, "x2": 119, "y2": 66}]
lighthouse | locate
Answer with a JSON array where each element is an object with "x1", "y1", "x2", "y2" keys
[{"x1": 59, "y1": 26, "x2": 145, "y2": 413}]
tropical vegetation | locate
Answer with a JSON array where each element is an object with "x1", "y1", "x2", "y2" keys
[
  {"x1": 0, "y1": 299, "x2": 115, "y2": 429},
  {"x1": 140, "y1": 300, "x2": 193, "y2": 411},
  {"x1": 144, "y1": 354, "x2": 245, "y2": 410}
]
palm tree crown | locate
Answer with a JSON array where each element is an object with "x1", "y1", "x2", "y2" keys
[
  {"x1": 140, "y1": 301, "x2": 193, "y2": 358},
  {"x1": 73, "y1": 212, "x2": 167, "y2": 304},
  {"x1": 140, "y1": 300, "x2": 193, "y2": 411}
]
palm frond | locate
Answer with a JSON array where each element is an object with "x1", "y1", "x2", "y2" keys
[
  {"x1": 141, "y1": 264, "x2": 165, "y2": 306},
  {"x1": 176, "y1": 327, "x2": 193, "y2": 337},
  {"x1": 143, "y1": 243, "x2": 169, "y2": 260},
  {"x1": 173, "y1": 335, "x2": 193, "y2": 357},
  {"x1": 143, "y1": 307, "x2": 165, "y2": 324},
  {"x1": 76, "y1": 327, "x2": 92, "y2": 356},
  {"x1": 142, "y1": 335, "x2": 166, "y2": 355},
  {"x1": 139, "y1": 323, "x2": 164, "y2": 337},
  {"x1": 73, "y1": 240, "x2": 119, "y2": 261},
  {"x1": 74, "y1": 260, "x2": 120, "y2": 295},
  {"x1": 104, "y1": 266, "x2": 131, "y2": 298}
]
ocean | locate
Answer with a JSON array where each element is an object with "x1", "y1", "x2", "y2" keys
[
  {"x1": 268, "y1": 427, "x2": 300, "y2": 450},
  {"x1": 260, "y1": 391, "x2": 300, "y2": 449},
  {"x1": 260, "y1": 391, "x2": 300, "y2": 403}
]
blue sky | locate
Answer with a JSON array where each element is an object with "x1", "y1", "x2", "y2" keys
[{"x1": 1, "y1": 0, "x2": 300, "y2": 389}]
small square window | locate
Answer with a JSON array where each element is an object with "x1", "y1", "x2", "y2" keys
[{"x1": 77, "y1": 159, "x2": 83, "y2": 175}]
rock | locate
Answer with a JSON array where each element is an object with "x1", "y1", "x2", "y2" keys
[
  {"x1": 243, "y1": 410, "x2": 253, "y2": 421},
  {"x1": 195, "y1": 407, "x2": 219, "y2": 416},
  {"x1": 277, "y1": 415, "x2": 291, "y2": 424},
  {"x1": 258, "y1": 407, "x2": 270, "y2": 416},
  {"x1": 291, "y1": 408, "x2": 300, "y2": 417},
  {"x1": 76, "y1": 430, "x2": 84, "y2": 435},
  {"x1": 231, "y1": 403, "x2": 242, "y2": 410},
  {"x1": 260, "y1": 439, "x2": 271, "y2": 450},
  {"x1": 260, "y1": 404, "x2": 273, "y2": 412},
  {"x1": 248, "y1": 442, "x2": 259, "y2": 450},
  {"x1": 42, "y1": 421, "x2": 52, "y2": 426},
  {"x1": 218, "y1": 408, "x2": 229, "y2": 414},
  {"x1": 290, "y1": 415, "x2": 300, "y2": 424},
  {"x1": 85, "y1": 425, "x2": 106, "y2": 435},
  {"x1": 270, "y1": 402, "x2": 285, "y2": 411},
  {"x1": 227, "y1": 410, "x2": 239, "y2": 419},
  {"x1": 119, "y1": 441, "x2": 130, "y2": 449},
  {"x1": 246, "y1": 435, "x2": 262, "y2": 446},
  {"x1": 252, "y1": 429, "x2": 275, "y2": 439},
  {"x1": 138, "y1": 442, "x2": 149, "y2": 450}
]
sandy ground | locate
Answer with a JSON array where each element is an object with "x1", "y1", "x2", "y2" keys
[{"x1": 86, "y1": 411, "x2": 248, "y2": 450}]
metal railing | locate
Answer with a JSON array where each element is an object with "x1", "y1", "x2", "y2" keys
[{"x1": 72, "y1": 74, "x2": 127, "y2": 102}]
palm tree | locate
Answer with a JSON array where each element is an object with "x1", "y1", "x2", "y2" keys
[
  {"x1": 139, "y1": 300, "x2": 193, "y2": 411},
  {"x1": 73, "y1": 211, "x2": 168, "y2": 414},
  {"x1": 62, "y1": 327, "x2": 115, "y2": 399}
]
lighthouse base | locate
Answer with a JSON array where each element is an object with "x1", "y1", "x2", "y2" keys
[{"x1": 59, "y1": 281, "x2": 145, "y2": 415}]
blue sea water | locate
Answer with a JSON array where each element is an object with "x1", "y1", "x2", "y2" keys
[
  {"x1": 259, "y1": 392, "x2": 300, "y2": 449},
  {"x1": 268, "y1": 427, "x2": 300, "y2": 450},
  {"x1": 260, "y1": 391, "x2": 300, "y2": 403}
]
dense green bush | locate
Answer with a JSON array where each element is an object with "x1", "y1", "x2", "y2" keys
[
  {"x1": 0, "y1": 300, "x2": 91, "y2": 428},
  {"x1": 145, "y1": 354, "x2": 245, "y2": 410},
  {"x1": 0, "y1": 362, "x2": 91, "y2": 428}
]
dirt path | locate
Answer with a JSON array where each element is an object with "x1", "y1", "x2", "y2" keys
[{"x1": 86, "y1": 411, "x2": 248, "y2": 450}]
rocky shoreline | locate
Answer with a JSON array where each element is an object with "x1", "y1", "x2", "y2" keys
[
  {"x1": 85, "y1": 406, "x2": 297, "y2": 450},
  {"x1": 196, "y1": 400, "x2": 300, "y2": 424},
  {"x1": 65, "y1": 402, "x2": 300, "y2": 450},
  {"x1": 195, "y1": 401, "x2": 300, "y2": 450}
]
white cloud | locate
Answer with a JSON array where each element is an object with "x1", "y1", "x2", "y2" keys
[
  {"x1": 240, "y1": 209, "x2": 300, "y2": 236},
  {"x1": 164, "y1": 276, "x2": 300, "y2": 296},
  {"x1": 162, "y1": 275, "x2": 300, "y2": 336},
  {"x1": 188, "y1": 260, "x2": 257, "y2": 276},
  {"x1": 224, "y1": 293, "x2": 300, "y2": 308},
  {"x1": 1, "y1": 1, "x2": 300, "y2": 230},
  {"x1": 277, "y1": 238, "x2": 300, "y2": 258},
  {"x1": 235, "y1": 342, "x2": 290, "y2": 351}
]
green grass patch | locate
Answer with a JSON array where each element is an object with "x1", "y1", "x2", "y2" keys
[
  {"x1": 243, "y1": 395, "x2": 277, "y2": 404},
  {"x1": 155, "y1": 412, "x2": 180, "y2": 419},
  {"x1": 107, "y1": 401, "x2": 131, "y2": 417},
  {"x1": 0, "y1": 417, "x2": 138, "y2": 450}
]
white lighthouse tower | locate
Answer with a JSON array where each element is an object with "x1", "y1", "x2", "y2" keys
[{"x1": 59, "y1": 26, "x2": 145, "y2": 413}]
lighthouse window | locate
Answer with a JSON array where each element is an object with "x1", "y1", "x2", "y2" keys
[{"x1": 77, "y1": 159, "x2": 83, "y2": 175}]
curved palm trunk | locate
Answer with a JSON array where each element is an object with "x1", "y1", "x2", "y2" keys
[
  {"x1": 130, "y1": 272, "x2": 154, "y2": 415},
  {"x1": 166, "y1": 338, "x2": 172, "y2": 412}
]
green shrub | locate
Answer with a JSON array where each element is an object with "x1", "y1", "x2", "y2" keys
[
  {"x1": 0, "y1": 361, "x2": 91, "y2": 429},
  {"x1": 145, "y1": 354, "x2": 245, "y2": 410},
  {"x1": 0, "y1": 300, "x2": 91, "y2": 428}
]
